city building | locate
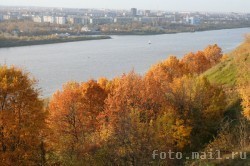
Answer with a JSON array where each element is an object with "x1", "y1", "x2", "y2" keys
[
  {"x1": 43, "y1": 16, "x2": 55, "y2": 23},
  {"x1": 81, "y1": 26, "x2": 91, "y2": 32},
  {"x1": 32, "y1": 16, "x2": 43, "y2": 23},
  {"x1": 145, "y1": 10, "x2": 151, "y2": 16},
  {"x1": 164, "y1": 14, "x2": 176, "y2": 23},
  {"x1": 3, "y1": 14, "x2": 10, "y2": 20},
  {"x1": 131, "y1": 8, "x2": 137, "y2": 16},
  {"x1": 186, "y1": 16, "x2": 200, "y2": 25},
  {"x1": 55, "y1": 16, "x2": 66, "y2": 24},
  {"x1": 67, "y1": 16, "x2": 90, "y2": 25},
  {"x1": 90, "y1": 17, "x2": 113, "y2": 25},
  {"x1": 139, "y1": 17, "x2": 155, "y2": 23},
  {"x1": 114, "y1": 17, "x2": 133, "y2": 24},
  {"x1": 0, "y1": 14, "x2": 3, "y2": 21}
]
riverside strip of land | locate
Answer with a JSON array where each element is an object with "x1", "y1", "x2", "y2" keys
[
  {"x1": 1, "y1": 17, "x2": 250, "y2": 48},
  {"x1": 0, "y1": 35, "x2": 111, "y2": 48}
]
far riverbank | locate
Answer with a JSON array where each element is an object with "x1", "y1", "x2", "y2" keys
[
  {"x1": 89, "y1": 25, "x2": 250, "y2": 36},
  {"x1": 0, "y1": 35, "x2": 111, "y2": 48}
]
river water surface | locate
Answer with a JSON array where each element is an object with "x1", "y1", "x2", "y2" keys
[{"x1": 0, "y1": 28, "x2": 249, "y2": 96}]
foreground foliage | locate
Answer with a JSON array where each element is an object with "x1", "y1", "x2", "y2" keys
[
  {"x1": 0, "y1": 37, "x2": 249, "y2": 165},
  {"x1": 0, "y1": 66, "x2": 47, "y2": 165}
]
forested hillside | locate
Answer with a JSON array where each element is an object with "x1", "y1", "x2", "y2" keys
[{"x1": 0, "y1": 35, "x2": 249, "y2": 165}]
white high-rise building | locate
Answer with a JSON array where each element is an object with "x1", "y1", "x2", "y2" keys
[
  {"x1": 43, "y1": 16, "x2": 55, "y2": 23},
  {"x1": 55, "y1": 16, "x2": 66, "y2": 25},
  {"x1": 33, "y1": 16, "x2": 43, "y2": 23}
]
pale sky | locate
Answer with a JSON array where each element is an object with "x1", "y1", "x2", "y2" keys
[{"x1": 1, "y1": 0, "x2": 250, "y2": 13}]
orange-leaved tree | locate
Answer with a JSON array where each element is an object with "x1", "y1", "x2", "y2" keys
[
  {"x1": 144, "y1": 56, "x2": 186, "y2": 110},
  {"x1": 0, "y1": 65, "x2": 47, "y2": 165},
  {"x1": 97, "y1": 71, "x2": 158, "y2": 165},
  {"x1": 181, "y1": 51, "x2": 211, "y2": 74},
  {"x1": 48, "y1": 80, "x2": 107, "y2": 164},
  {"x1": 203, "y1": 44, "x2": 223, "y2": 66}
]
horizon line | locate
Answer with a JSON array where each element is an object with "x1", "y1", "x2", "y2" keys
[{"x1": 0, "y1": 5, "x2": 249, "y2": 14}]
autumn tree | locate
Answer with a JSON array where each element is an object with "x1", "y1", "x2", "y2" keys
[
  {"x1": 102, "y1": 71, "x2": 148, "y2": 124},
  {"x1": 203, "y1": 44, "x2": 223, "y2": 66},
  {"x1": 97, "y1": 77, "x2": 110, "y2": 91},
  {"x1": 48, "y1": 80, "x2": 107, "y2": 164},
  {"x1": 146, "y1": 56, "x2": 185, "y2": 84},
  {"x1": 97, "y1": 77, "x2": 116, "y2": 95},
  {"x1": 97, "y1": 72, "x2": 161, "y2": 165},
  {"x1": 181, "y1": 51, "x2": 211, "y2": 74},
  {"x1": 239, "y1": 77, "x2": 250, "y2": 121},
  {"x1": 144, "y1": 56, "x2": 186, "y2": 110},
  {"x1": 96, "y1": 72, "x2": 227, "y2": 164},
  {"x1": 0, "y1": 65, "x2": 47, "y2": 165},
  {"x1": 233, "y1": 35, "x2": 250, "y2": 120},
  {"x1": 163, "y1": 76, "x2": 226, "y2": 150}
]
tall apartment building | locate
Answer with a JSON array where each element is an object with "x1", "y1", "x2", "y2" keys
[
  {"x1": 55, "y1": 16, "x2": 66, "y2": 24},
  {"x1": 67, "y1": 16, "x2": 86, "y2": 25},
  {"x1": 145, "y1": 10, "x2": 151, "y2": 16},
  {"x1": 186, "y1": 16, "x2": 200, "y2": 25},
  {"x1": 89, "y1": 17, "x2": 113, "y2": 25},
  {"x1": 131, "y1": 8, "x2": 137, "y2": 17},
  {"x1": 32, "y1": 16, "x2": 43, "y2": 23},
  {"x1": 43, "y1": 16, "x2": 55, "y2": 23},
  {"x1": 114, "y1": 17, "x2": 133, "y2": 24},
  {"x1": 0, "y1": 14, "x2": 3, "y2": 21}
]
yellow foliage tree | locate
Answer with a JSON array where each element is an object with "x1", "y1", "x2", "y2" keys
[
  {"x1": 181, "y1": 51, "x2": 210, "y2": 74},
  {"x1": 164, "y1": 76, "x2": 226, "y2": 150},
  {"x1": 203, "y1": 44, "x2": 223, "y2": 65}
]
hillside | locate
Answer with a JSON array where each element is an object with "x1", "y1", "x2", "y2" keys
[
  {"x1": 204, "y1": 37, "x2": 250, "y2": 120},
  {"x1": 204, "y1": 37, "x2": 250, "y2": 87},
  {"x1": 191, "y1": 36, "x2": 250, "y2": 166},
  {"x1": 1, "y1": 33, "x2": 249, "y2": 165}
]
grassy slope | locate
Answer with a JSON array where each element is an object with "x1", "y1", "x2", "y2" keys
[
  {"x1": 204, "y1": 41, "x2": 250, "y2": 87},
  {"x1": 204, "y1": 40, "x2": 250, "y2": 120},
  {"x1": 189, "y1": 39, "x2": 250, "y2": 166},
  {"x1": 204, "y1": 56, "x2": 237, "y2": 87}
]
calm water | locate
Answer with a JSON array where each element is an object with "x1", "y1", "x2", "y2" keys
[{"x1": 0, "y1": 28, "x2": 249, "y2": 97}]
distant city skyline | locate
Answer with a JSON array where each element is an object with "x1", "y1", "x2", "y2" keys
[{"x1": 1, "y1": 0, "x2": 250, "y2": 13}]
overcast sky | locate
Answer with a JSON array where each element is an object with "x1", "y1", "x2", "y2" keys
[{"x1": 1, "y1": 0, "x2": 250, "y2": 13}]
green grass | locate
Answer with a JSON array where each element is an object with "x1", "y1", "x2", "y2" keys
[
  {"x1": 204, "y1": 57, "x2": 238, "y2": 87},
  {"x1": 203, "y1": 39, "x2": 250, "y2": 119},
  {"x1": 204, "y1": 40, "x2": 250, "y2": 88},
  {"x1": 196, "y1": 38, "x2": 250, "y2": 166}
]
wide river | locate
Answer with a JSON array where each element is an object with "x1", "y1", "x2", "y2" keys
[{"x1": 0, "y1": 28, "x2": 250, "y2": 97}]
